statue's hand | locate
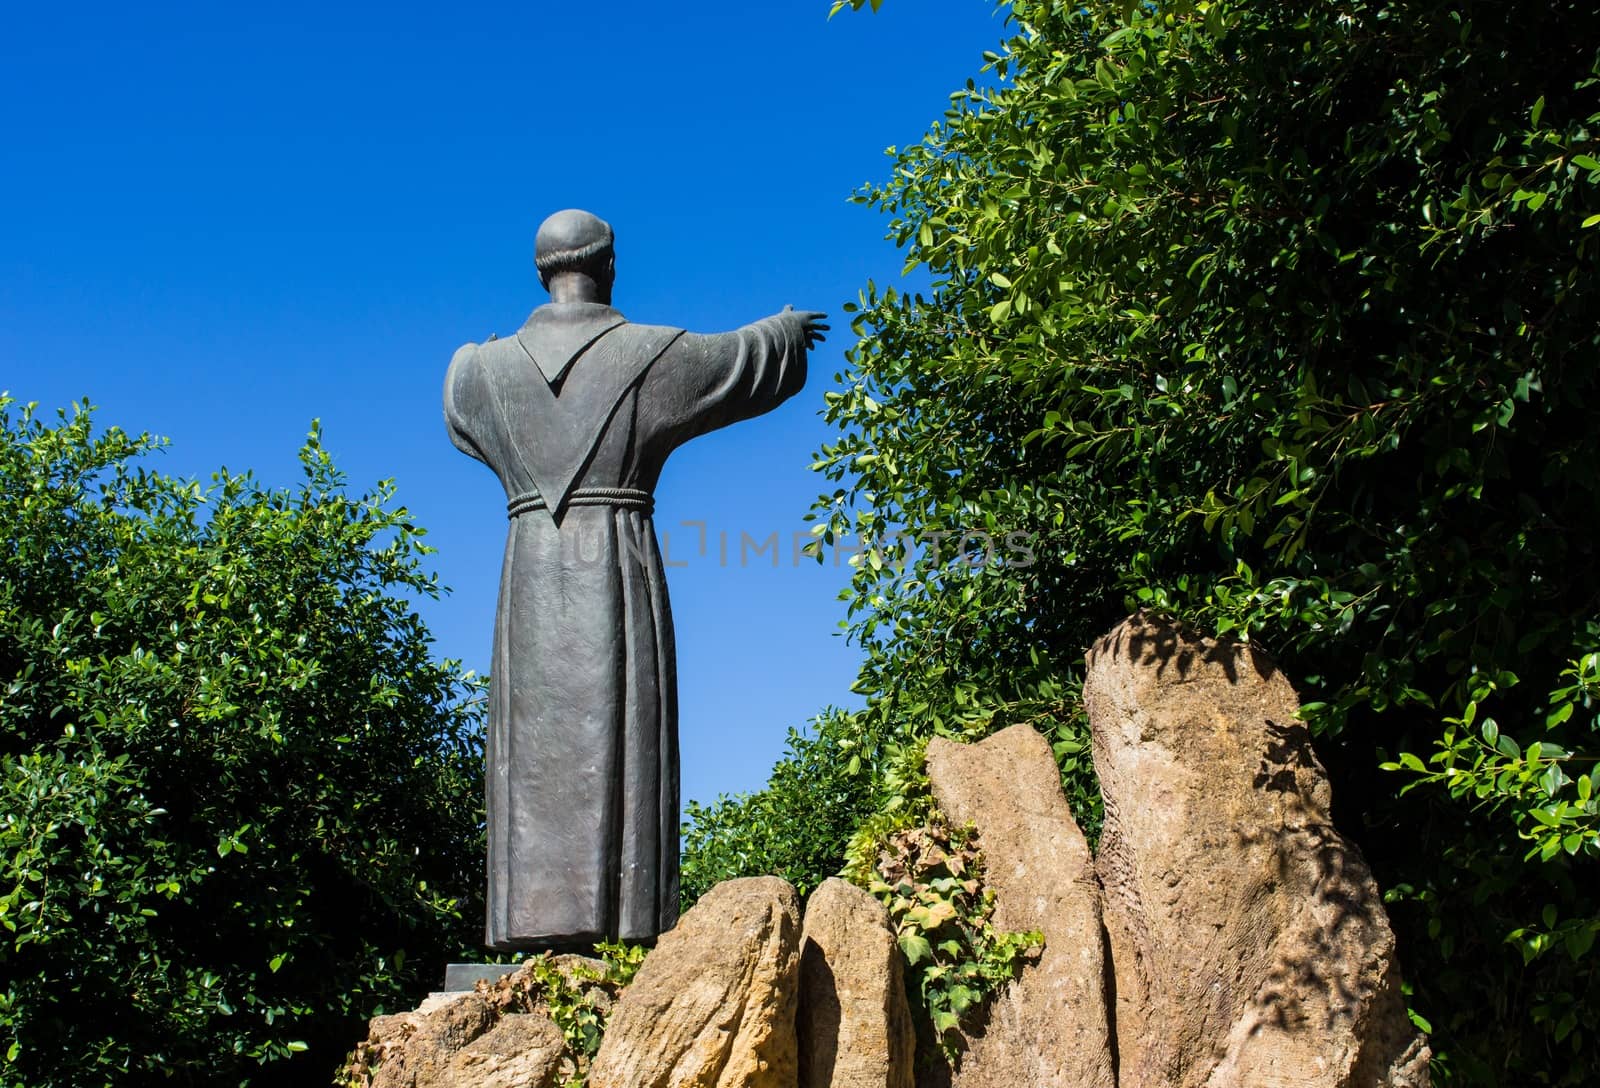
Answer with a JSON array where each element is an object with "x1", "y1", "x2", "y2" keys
[{"x1": 782, "y1": 304, "x2": 830, "y2": 349}]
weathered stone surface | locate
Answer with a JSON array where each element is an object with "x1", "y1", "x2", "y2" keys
[
  {"x1": 925, "y1": 723, "x2": 1117, "y2": 1088},
  {"x1": 589, "y1": 876, "x2": 802, "y2": 1088},
  {"x1": 447, "y1": 1012, "x2": 566, "y2": 1088},
  {"x1": 1084, "y1": 613, "x2": 1431, "y2": 1088},
  {"x1": 347, "y1": 955, "x2": 612, "y2": 1088},
  {"x1": 359, "y1": 992, "x2": 493, "y2": 1088},
  {"x1": 798, "y1": 878, "x2": 915, "y2": 1088},
  {"x1": 356, "y1": 989, "x2": 564, "y2": 1088}
]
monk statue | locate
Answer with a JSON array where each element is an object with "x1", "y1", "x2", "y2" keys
[{"x1": 443, "y1": 209, "x2": 827, "y2": 950}]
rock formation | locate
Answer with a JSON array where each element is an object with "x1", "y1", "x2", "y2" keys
[
  {"x1": 345, "y1": 614, "x2": 1432, "y2": 1088},
  {"x1": 589, "y1": 876, "x2": 802, "y2": 1088},
  {"x1": 1084, "y1": 613, "x2": 1430, "y2": 1087},
  {"x1": 797, "y1": 878, "x2": 916, "y2": 1088},
  {"x1": 345, "y1": 960, "x2": 583, "y2": 1088},
  {"x1": 926, "y1": 723, "x2": 1118, "y2": 1088}
]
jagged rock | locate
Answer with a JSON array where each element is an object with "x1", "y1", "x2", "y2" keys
[
  {"x1": 589, "y1": 876, "x2": 802, "y2": 1088},
  {"x1": 356, "y1": 991, "x2": 492, "y2": 1088},
  {"x1": 346, "y1": 955, "x2": 611, "y2": 1088},
  {"x1": 354, "y1": 990, "x2": 564, "y2": 1088},
  {"x1": 1084, "y1": 613, "x2": 1431, "y2": 1088},
  {"x1": 798, "y1": 878, "x2": 915, "y2": 1088},
  {"x1": 924, "y1": 723, "x2": 1117, "y2": 1088},
  {"x1": 445, "y1": 1012, "x2": 566, "y2": 1088}
]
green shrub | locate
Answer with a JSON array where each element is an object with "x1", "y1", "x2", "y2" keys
[
  {"x1": 680, "y1": 706, "x2": 881, "y2": 907},
  {"x1": 716, "y1": 0, "x2": 1600, "y2": 1081},
  {"x1": 0, "y1": 400, "x2": 485, "y2": 1087},
  {"x1": 677, "y1": 2, "x2": 1600, "y2": 1075}
]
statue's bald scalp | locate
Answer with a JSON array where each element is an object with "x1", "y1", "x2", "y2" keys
[{"x1": 535, "y1": 209, "x2": 614, "y2": 288}]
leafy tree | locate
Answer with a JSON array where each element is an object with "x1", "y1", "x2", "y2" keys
[
  {"x1": 0, "y1": 400, "x2": 485, "y2": 1087},
  {"x1": 680, "y1": 707, "x2": 878, "y2": 907},
  {"x1": 691, "y1": 0, "x2": 1600, "y2": 1082}
]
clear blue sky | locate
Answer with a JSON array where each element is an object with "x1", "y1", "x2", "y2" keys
[{"x1": 0, "y1": 0, "x2": 1007, "y2": 808}]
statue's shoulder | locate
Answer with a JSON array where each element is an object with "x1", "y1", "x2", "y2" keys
[
  {"x1": 448, "y1": 337, "x2": 525, "y2": 401},
  {"x1": 460, "y1": 333, "x2": 527, "y2": 368},
  {"x1": 451, "y1": 331, "x2": 508, "y2": 358},
  {"x1": 445, "y1": 340, "x2": 479, "y2": 385},
  {"x1": 605, "y1": 320, "x2": 687, "y2": 353},
  {"x1": 616, "y1": 318, "x2": 680, "y2": 334}
]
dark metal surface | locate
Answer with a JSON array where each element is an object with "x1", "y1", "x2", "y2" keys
[{"x1": 444, "y1": 209, "x2": 827, "y2": 949}]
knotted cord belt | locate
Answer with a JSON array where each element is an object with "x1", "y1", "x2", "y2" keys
[{"x1": 505, "y1": 487, "x2": 654, "y2": 519}]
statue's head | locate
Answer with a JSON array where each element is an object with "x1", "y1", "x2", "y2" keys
[{"x1": 535, "y1": 209, "x2": 615, "y2": 301}]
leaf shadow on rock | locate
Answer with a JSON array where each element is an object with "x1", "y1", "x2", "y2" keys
[
  {"x1": 1105, "y1": 610, "x2": 1282, "y2": 686},
  {"x1": 1207, "y1": 816, "x2": 1426, "y2": 1085},
  {"x1": 1254, "y1": 717, "x2": 1320, "y2": 795}
]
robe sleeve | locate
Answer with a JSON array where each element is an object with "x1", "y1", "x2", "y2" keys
[
  {"x1": 643, "y1": 311, "x2": 810, "y2": 448},
  {"x1": 443, "y1": 342, "x2": 491, "y2": 465}
]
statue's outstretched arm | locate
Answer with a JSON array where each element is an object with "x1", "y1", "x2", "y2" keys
[{"x1": 645, "y1": 308, "x2": 828, "y2": 446}]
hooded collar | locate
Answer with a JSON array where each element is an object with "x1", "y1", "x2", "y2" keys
[{"x1": 515, "y1": 303, "x2": 628, "y2": 388}]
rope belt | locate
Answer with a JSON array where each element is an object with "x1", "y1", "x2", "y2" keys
[{"x1": 506, "y1": 486, "x2": 654, "y2": 519}]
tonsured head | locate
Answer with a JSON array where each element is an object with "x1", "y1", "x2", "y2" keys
[{"x1": 534, "y1": 209, "x2": 615, "y2": 298}]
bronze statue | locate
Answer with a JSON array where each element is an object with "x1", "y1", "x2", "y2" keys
[{"x1": 444, "y1": 210, "x2": 827, "y2": 949}]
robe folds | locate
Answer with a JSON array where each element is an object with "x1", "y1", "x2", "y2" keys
[{"x1": 443, "y1": 301, "x2": 809, "y2": 949}]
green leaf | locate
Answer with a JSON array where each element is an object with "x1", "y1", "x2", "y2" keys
[
  {"x1": 898, "y1": 932, "x2": 933, "y2": 965},
  {"x1": 1541, "y1": 764, "x2": 1567, "y2": 798}
]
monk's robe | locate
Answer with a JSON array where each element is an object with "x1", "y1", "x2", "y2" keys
[{"x1": 443, "y1": 301, "x2": 810, "y2": 949}]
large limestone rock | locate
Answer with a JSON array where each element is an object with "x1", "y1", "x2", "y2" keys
[
  {"x1": 797, "y1": 878, "x2": 915, "y2": 1088},
  {"x1": 344, "y1": 954, "x2": 615, "y2": 1088},
  {"x1": 589, "y1": 876, "x2": 802, "y2": 1088},
  {"x1": 1084, "y1": 614, "x2": 1430, "y2": 1088},
  {"x1": 353, "y1": 989, "x2": 565, "y2": 1088},
  {"x1": 925, "y1": 723, "x2": 1117, "y2": 1088}
]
